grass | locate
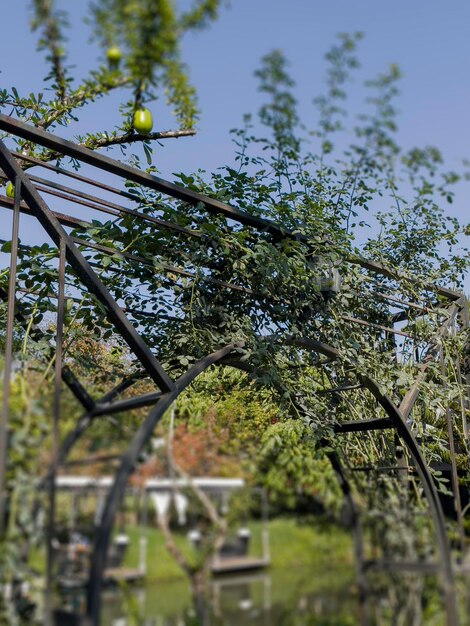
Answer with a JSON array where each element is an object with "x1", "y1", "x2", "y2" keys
[{"x1": 123, "y1": 516, "x2": 354, "y2": 583}]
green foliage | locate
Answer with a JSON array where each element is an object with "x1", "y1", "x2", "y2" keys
[
  {"x1": 1, "y1": 28, "x2": 469, "y2": 613},
  {"x1": 259, "y1": 420, "x2": 342, "y2": 511},
  {"x1": 0, "y1": 367, "x2": 50, "y2": 620}
]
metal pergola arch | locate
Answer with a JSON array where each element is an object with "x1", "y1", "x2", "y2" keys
[{"x1": 0, "y1": 113, "x2": 468, "y2": 626}]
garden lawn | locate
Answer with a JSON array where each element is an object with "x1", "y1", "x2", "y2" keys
[{"x1": 123, "y1": 517, "x2": 353, "y2": 582}]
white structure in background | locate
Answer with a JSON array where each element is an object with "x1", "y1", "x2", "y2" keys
[
  {"x1": 148, "y1": 477, "x2": 245, "y2": 525},
  {"x1": 54, "y1": 476, "x2": 269, "y2": 576}
]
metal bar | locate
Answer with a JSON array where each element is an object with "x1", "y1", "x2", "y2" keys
[
  {"x1": 458, "y1": 299, "x2": 470, "y2": 441},
  {"x1": 91, "y1": 390, "x2": 163, "y2": 417},
  {"x1": 318, "y1": 383, "x2": 362, "y2": 394},
  {"x1": 26, "y1": 173, "x2": 203, "y2": 239},
  {"x1": 370, "y1": 291, "x2": 430, "y2": 314},
  {"x1": 0, "y1": 284, "x2": 95, "y2": 414},
  {"x1": 326, "y1": 450, "x2": 367, "y2": 605},
  {"x1": 0, "y1": 176, "x2": 21, "y2": 534},
  {"x1": 340, "y1": 314, "x2": 415, "y2": 339},
  {"x1": 0, "y1": 140, "x2": 175, "y2": 393},
  {"x1": 45, "y1": 239, "x2": 65, "y2": 623},
  {"x1": 12, "y1": 151, "x2": 139, "y2": 201},
  {"x1": 454, "y1": 354, "x2": 469, "y2": 442},
  {"x1": 3, "y1": 280, "x2": 180, "y2": 327},
  {"x1": 0, "y1": 114, "x2": 286, "y2": 237},
  {"x1": 399, "y1": 304, "x2": 459, "y2": 419},
  {"x1": 33, "y1": 182, "x2": 123, "y2": 217},
  {"x1": 1, "y1": 195, "x2": 89, "y2": 229},
  {"x1": 61, "y1": 367, "x2": 95, "y2": 413},
  {"x1": 334, "y1": 417, "x2": 394, "y2": 433},
  {"x1": 363, "y1": 559, "x2": 439, "y2": 574},
  {"x1": 0, "y1": 234, "x2": 255, "y2": 307},
  {"x1": 0, "y1": 115, "x2": 463, "y2": 301},
  {"x1": 71, "y1": 235, "x2": 256, "y2": 296},
  {"x1": 64, "y1": 454, "x2": 122, "y2": 467},
  {"x1": 439, "y1": 345, "x2": 465, "y2": 552},
  {"x1": 351, "y1": 465, "x2": 415, "y2": 473},
  {"x1": 347, "y1": 254, "x2": 461, "y2": 301},
  {"x1": 39, "y1": 374, "x2": 144, "y2": 490}
]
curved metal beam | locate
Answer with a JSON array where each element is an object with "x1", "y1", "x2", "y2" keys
[
  {"x1": 40, "y1": 374, "x2": 145, "y2": 489},
  {"x1": 71, "y1": 332, "x2": 455, "y2": 625},
  {"x1": 358, "y1": 375, "x2": 457, "y2": 623},
  {"x1": 285, "y1": 335, "x2": 456, "y2": 624},
  {"x1": 86, "y1": 343, "x2": 240, "y2": 623},
  {"x1": 223, "y1": 336, "x2": 457, "y2": 625},
  {"x1": 221, "y1": 358, "x2": 367, "y2": 615}
]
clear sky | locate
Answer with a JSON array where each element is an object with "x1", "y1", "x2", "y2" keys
[{"x1": 1, "y1": 1, "x2": 469, "y2": 285}]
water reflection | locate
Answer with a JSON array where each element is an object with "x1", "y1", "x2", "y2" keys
[
  {"x1": 96, "y1": 569, "x2": 468, "y2": 626},
  {"x1": 47, "y1": 565, "x2": 470, "y2": 625},
  {"x1": 100, "y1": 569, "x2": 360, "y2": 626}
]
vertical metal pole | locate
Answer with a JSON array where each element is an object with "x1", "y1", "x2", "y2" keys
[
  {"x1": 0, "y1": 177, "x2": 21, "y2": 534},
  {"x1": 45, "y1": 239, "x2": 66, "y2": 622},
  {"x1": 439, "y1": 345, "x2": 465, "y2": 554},
  {"x1": 457, "y1": 298, "x2": 470, "y2": 441}
]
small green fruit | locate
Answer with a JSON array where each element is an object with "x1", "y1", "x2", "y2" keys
[
  {"x1": 133, "y1": 108, "x2": 153, "y2": 135},
  {"x1": 106, "y1": 46, "x2": 122, "y2": 68},
  {"x1": 5, "y1": 182, "x2": 15, "y2": 198}
]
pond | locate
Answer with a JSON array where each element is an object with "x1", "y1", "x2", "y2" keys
[
  {"x1": 95, "y1": 567, "x2": 467, "y2": 626},
  {"x1": 100, "y1": 566, "x2": 358, "y2": 626}
]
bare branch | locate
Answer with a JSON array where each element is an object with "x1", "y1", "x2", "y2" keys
[
  {"x1": 16, "y1": 126, "x2": 195, "y2": 168},
  {"x1": 80, "y1": 128, "x2": 196, "y2": 150}
]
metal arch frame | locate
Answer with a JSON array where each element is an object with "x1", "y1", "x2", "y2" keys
[
  {"x1": 0, "y1": 115, "x2": 463, "y2": 625},
  {"x1": 41, "y1": 374, "x2": 146, "y2": 487},
  {"x1": 219, "y1": 335, "x2": 457, "y2": 625},
  {"x1": 84, "y1": 335, "x2": 457, "y2": 623},
  {"x1": 6, "y1": 301, "x2": 459, "y2": 623},
  {"x1": 288, "y1": 335, "x2": 456, "y2": 621},
  {"x1": 0, "y1": 113, "x2": 462, "y2": 302},
  {"x1": 31, "y1": 315, "x2": 459, "y2": 625},
  {"x1": 0, "y1": 285, "x2": 95, "y2": 413},
  {"x1": 83, "y1": 340, "x2": 368, "y2": 624},
  {"x1": 0, "y1": 139, "x2": 174, "y2": 393}
]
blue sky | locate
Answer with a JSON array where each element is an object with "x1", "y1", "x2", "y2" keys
[{"x1": 1, "y1": 1, "x2": 469, "y2": 287}]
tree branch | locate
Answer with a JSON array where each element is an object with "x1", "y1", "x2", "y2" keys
[
  {"x1": 16, "y1": 126, "x2": 196, "y2": 168},
  {"x1": 80, "y1": 128, "x2": 196, "y2": 150},
  {"x1": 157, "y1": 512, "x2": 196, "y2": 578}
]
